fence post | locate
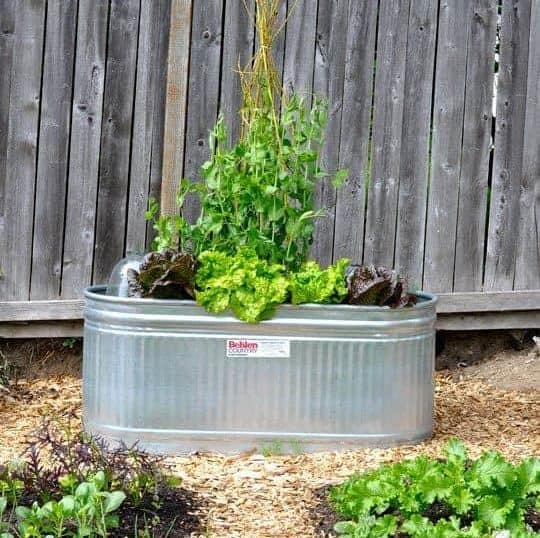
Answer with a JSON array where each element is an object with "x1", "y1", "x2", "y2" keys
[{"x1": 161, "y1": 0, "x2": 193, "y2": 216}]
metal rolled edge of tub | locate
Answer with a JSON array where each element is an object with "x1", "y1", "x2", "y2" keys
[{"x1": 83, "y1": 286, "x2": 438, "y2": 317}]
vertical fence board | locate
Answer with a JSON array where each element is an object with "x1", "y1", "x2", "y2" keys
[
  {"x1": 0, "y1": 0, "x2": 45, "y2": 300},
  {"x1": 146, "y1": 0, "x2": 171, "y2": 249},
  {"x1": 93, "y1": 0, "x2": 140, "y2": 284},
  {"x1": 395, "y1": 0, "x2": 438, "y2": 288},
  {"x1": 515, "y1": 0, "x2": 540, "y2": 289},
  {"x1": 364, "y1": 0, "x2": 410, "y2": 268},
  {"x1": 182, "y1": 0, "x2": 224, "y2": 224},
  {"x1": 0, "y1": 1, "x2": 16, "y2": 227},
  {"x1": 332, "y1": 0, "x2": 378, "y2": 264},
  {"x1": 311, "y1": 0, "x2": 347, "y2": 266},
  {"x1": 161, "y1": 0, "x2": 192, "y2": 216},
  {"x1": 220, "y1": 0, "x2": 255, "y2": 145},
  {"x1": 273, "y1": 0, "x2": 288, "y2": 82},
  {"x1": 485, "y1": 0, "x2": 531, "y2": 290},
  {"x1": 61, "y1": 0, "x2": 109, "y2": 299},
  {"x1": 126, "y1": 0, "x2": 160, "y2": 255},
  {"x1": 126, "y1": 0, "x2": 166, "y2": 255},
  {"x1": 423, "y1": 0, "x2": 470, "y2": 293},
  {"x1": 454, "y1": 0, "x2": 497, "y2": 292},
  {"x1": 283, "y1": 0, "x2": 318, "y2": 98},
  {"x1": 31, "y1": 0, "x2": 78, "y2": 300}
]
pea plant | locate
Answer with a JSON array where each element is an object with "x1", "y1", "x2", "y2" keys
[{"x1": 147, "y1": 0, "x2": 347, "y2": 271}]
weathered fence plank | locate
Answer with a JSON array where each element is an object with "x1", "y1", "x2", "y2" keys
[
  {"x1": 272, "y1": 0, "x2": 288, "y2": 83},
  {"x1": 283, "y1": 0, "x2": 318, "y2": 98},
  {"x1": 31, "y1": 0, "x2": 78, "y2": 300},
  {"x1": 161, "y1": 0, "x2": 192, "y2": 216},
  {"x1": 220, "y1": 0, "x2": 255, "y2": 145},
  {"x1": 423, "y1": 0, "x2": 470, "y2": 293},
  {"x1": 182, "y1": 0, "x2": 224, "y2": 224},
  {"x1": 394, "y1": 0, "x2": 438, "y2": 288},
  {"x1": 61, "y1": 0, "x2": 109, "y2": 299},
  {"x1": 93, "y1": 0, "x2": 140, "y2": 284},
  {"x1": 126, "y1": 0, "x2": 166, "y2": 256},
  {"x1": 485, "y1": 0, "x2": 532, "y2": 290},
  {"x1": 515, "y1": 0, "x2": 540, "y2": 290},
  {"x1": 454, "y1": 0, "x2": 498, "y2": 292},
  {"x1": 0, "y1": 0, "x2": 46, "y2": 300},
  {"x1": 332, "y1": 0, "x2": 378, "y2": 264},
  {"x1": 0, "y1": 0, "x2": 16, "y2": 280},
  {"x1": 364, "y1": 0, "x2": 410, "y2": 268},
  {"x1": 311, "y1": 0, "x2": 347, "y2": 267},
  {"x1": 0, "y1": 0, "x2": 15, "y2": 226},
  {"x1": 146, "y1": 0, "x2": 172, "y2": 249}
]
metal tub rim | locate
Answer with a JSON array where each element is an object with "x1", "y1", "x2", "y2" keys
[{"x1": 84, "y1": 285, "x2": 437, "y2": 314}]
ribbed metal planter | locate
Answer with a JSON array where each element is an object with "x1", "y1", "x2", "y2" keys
[{"x1": 83, "y1": 286, "x2": 437, "y2": 454}]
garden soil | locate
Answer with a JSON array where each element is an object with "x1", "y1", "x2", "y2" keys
[{"x1": 0, "y1": 332, "x2": 539, "y2": 537}]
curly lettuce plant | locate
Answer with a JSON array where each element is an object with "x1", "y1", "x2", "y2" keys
[
  {"x1": 346, "y1": 265, "x2": 416, "y2": 308},
  {"x1": 127, "y1": 249, "x2": 197, "y2": 299},
  {"x1": 329, "y1": 439, "x2": 540, "y2": 538},
  {"x1": 195, "y1": 249, "x2": 289, "y2": 322},
  {"x1": 289, "y1": 259, "x2": 350, "y2": 305}
]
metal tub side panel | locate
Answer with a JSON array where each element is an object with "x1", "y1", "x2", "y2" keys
[{"x1": 83, "y1": 288, "x2": 436, "y2": 453}]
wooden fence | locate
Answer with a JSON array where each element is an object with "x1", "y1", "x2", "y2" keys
[
  {"x1": 0, "y1": 0, "x2": 170, "y2": 302},
  {"x1": 0, "y1": 0, "x2": 539, "y2": 335}
]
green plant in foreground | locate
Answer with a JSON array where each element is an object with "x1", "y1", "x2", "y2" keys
[
  {"x1": 0, "y1": 419, "x2": 192, "y2": 537},
  {"x1": 1, "y1": 472, "x2": 125, "y2": 538},
  {"x1": 330, "y1": 439, "x2": 540, "y2": 537}
]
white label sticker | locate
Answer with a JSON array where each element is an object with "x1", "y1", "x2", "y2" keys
[{"x1": 226, "y1": 338, "x2": 290, "y2": 358}]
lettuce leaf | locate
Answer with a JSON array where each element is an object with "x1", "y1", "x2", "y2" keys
[
  {"x1": 195, "y1": 249, "x2": 288, "y2": 322},
  {"x1": 127, "y1": 249, "x2": 197, "y2": 299},
  {"x1": 345, "y1": 265, "x2": 416, "y2": 308},
  {"x1": 289, "y1": 258, "x2": 349, "y2": 305}
]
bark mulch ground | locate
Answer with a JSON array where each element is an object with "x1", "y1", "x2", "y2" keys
[{"x1": 0, "y1": 373, "x2": 538, "y2": 537}]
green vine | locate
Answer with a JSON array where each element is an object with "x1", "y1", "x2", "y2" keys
[{"x1": 147, "y1": 0, "x2": 346, "y2": 271}]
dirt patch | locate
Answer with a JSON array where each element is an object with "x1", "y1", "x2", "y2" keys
[
  {"x1": 436, "y1": 330, "x2": 540, "y2": 392},
  {"x1": 112, "y1": 486, "x2": 204, "y2": 537},
  {"x1": 0, "y1": 338, "x2": 82, "y2": 380},
  {"x1": 310, "y1": 484, "x2": 340, "y2": 537},
  {"x1": 448, "y1": 346, "x2": 539, "y2": 392}
]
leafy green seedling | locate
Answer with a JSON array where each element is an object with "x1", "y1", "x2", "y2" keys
[{"x1": 330, "y1": 439, "x2": 540, "y2": 537}]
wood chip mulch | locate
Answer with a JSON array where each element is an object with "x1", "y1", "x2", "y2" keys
[{"x1": 0, "y1": 373, "x2": 538, "y2": 537}]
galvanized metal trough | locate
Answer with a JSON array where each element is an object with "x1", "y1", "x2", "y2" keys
[{"x1": 83, "y1": 286, "x2": 437, "y2": 454}]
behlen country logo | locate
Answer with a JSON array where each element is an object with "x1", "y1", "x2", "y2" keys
[{"x1": 227, "y1": 340, "x2": 259, "y2": 354}]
